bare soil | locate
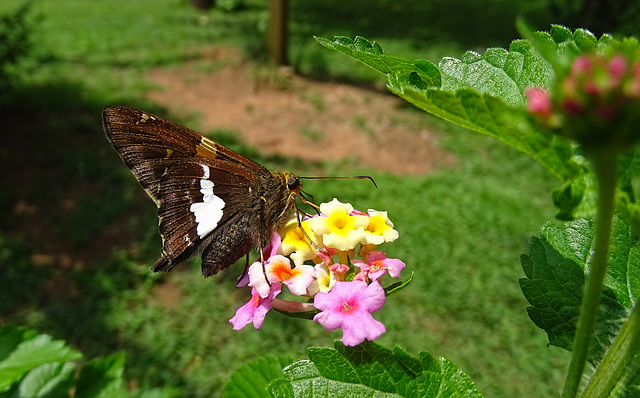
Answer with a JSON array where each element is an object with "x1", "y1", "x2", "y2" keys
[{"x1": 146, "y1": 47, "x2": 454, "y2": 175}]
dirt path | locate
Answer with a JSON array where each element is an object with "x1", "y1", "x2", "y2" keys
[{"x1": 146, "y1": 47, "x2": 453, "y2": 175}]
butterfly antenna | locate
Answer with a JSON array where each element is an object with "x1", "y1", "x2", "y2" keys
[{"x1": 299, "y1": 175, "x2": 377, "y2": 188}]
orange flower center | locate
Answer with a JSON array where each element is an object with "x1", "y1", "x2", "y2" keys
[
  {"x1": 270, "y1": 261, "x2": 300, "y2": 281},
  {"x1": 370, "y1": 260, "x2": 385, "y2": 273}
]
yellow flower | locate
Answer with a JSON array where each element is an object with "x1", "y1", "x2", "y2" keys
[
  {"x1": 361, "y1": 210, "x2": 399, "y2": 245},
  {"x1": 306, "y1": 263, "x2": 336, "y2": 296},
  {"x1": 310, "y1": 198, "x2": 368, "y2": 251},
  {"x1": 278, "y1": 215, "x2": 323, "y2": 265}
]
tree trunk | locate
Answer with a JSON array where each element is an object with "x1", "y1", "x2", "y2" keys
[{"x1": 267, "y1": 0, "x2": 289, "y2": 65}]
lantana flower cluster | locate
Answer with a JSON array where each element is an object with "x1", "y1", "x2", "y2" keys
[
  {"x1": 525, "y1": 52, "x2": 640, "y2": 147},
  {"x1": 229, "y1": 198, "x2": 406, "y2": 346}
]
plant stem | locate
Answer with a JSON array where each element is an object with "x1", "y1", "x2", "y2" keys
[
  {"x1": 561, "y1": 146, "x2": 619, "y2": 398},
  {"x1": 580, "y1": 298, "x2": 640, "y2": 397}
]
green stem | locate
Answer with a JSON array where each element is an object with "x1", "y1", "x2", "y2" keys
[
  {"x1": 561, "y1": 146, "x2": 619, "y2": 398},
  {"x1": 580, "y1": 298, "x2": 640, "y2": 397},
  {"x1": 611, "y1": 333, "x2": 640, "y2": 396}
]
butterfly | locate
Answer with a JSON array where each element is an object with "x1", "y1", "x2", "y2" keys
[{"x1": 102, "y1": 105, "x2": 307, "y2": 277}]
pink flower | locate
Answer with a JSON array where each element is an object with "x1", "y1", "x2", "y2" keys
[
  {"x1": 316, "y1": 248, "x2": 338, "y2": 266},
  {"x1": 267, "y1": 255, "x2": 315, "y2": 296},
  {"x1": 236, "y1": 269, "x2": 250, "y2": 287},
  {"x1": 313, "y1": 281, "x2": 386, "y2": 346},
  {"x1": 352, "y1": 250, "x2": 405, "y2": 281},
  {"x1": 249, "y1": 255, "x2": 314, "y2": 297},
  {"x1": 238, "y1": 231, "x2": 282, "y2": 288},
  {"x1": 263, "y1": 230, "x2": 282, "y2": 259},
  {"x1": 230, "y1": 285, "x2": 281, "y2": 330}
]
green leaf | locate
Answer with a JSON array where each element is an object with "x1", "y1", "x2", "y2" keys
[
  {"x1": 384, "y1": 272, "x2": 414, "y2": 296},
  {"x1": 386, "y1": 79, "x2": 581, "y2": 181},
  {"x1": 519, "y1": 216, "x2": 639, "y2": 363},
  {"x1": 314, "y1": 36, "x2": 441, "y2": 88},
  {"x1": 74, "y1": 352, "x2": 125, "y2": 398},
  {"x1": 268, "y1": 341, "x2": 483, "y2": 397},
  {"x1": 223, "y1": 355, "x2": 295, "y2": 398},
  {"x1": 617, "y1": 147, "x2": 640, "y2": 234},
  {"x1": 438, "y1": 42, "x2": 553, "y2": 108},
  {"x1": 0, "y1": 325, "x2": 82, "y2": 392},
  {"x1": 551, "y1": 167, "x2": 598, "y2": 220},
  {"x1": 549, "y1": 146, "x2": 640, "y2": 222},
  {"x1": 18, "y1": 362, "x2": 77, "y2": 397},
  {"x1": 135, "y1": 387, "x2": 183, "y2": 398},
  {"x1": 618, "y1": 195, "x2": 640, "y2": 237}
]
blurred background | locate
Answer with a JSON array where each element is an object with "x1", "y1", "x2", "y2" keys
[{"x1": 1, "y1": 0, "x2": 639, "y2": 396}]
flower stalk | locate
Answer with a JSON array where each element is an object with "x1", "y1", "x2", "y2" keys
[
  {"x1": 526, "y1": 51, "x2": 640, "y2": 397},
  {"x1": 562, "y1": 146, "x2": 619, "y2": 398},
  {"x1": 271, "y1": 299, "x2": 316, "y2": 313}
]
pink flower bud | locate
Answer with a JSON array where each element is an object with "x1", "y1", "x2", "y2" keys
[
  {"x1": 584, "y1": 79, "x2": 601, "y2": 96},
  {"x1": 609, "y1": 56, "x2": 627, "y2": 80},
  {"x1": 596, "y1": 105, "x2": 617, "y2": 120},
  {"x1": 330, "y1": 263, "x2": 349, "y2": 274},
  {"x1": 563, "y1": 98, "x2": 582, "y2": 115},
  {"x1": 571, "y1": 55, "x2": 592, "y2": 75},
  {"x1": 352, "y1": 271, "x2": 368, "y2": 282},
  {"x1": 525, "y1": 87, "x2": 552, "y2": 117}
]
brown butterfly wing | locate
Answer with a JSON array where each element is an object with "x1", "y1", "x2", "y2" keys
[
  {"x1": 102, "y1": 105, "x2": 277, "y2": 276},
  {"x1": 102, "y1": 105, "x2": 270, "y2": 205},
  {"x1": 152, "y1": 159, "x2": 263, "y2": 275}
]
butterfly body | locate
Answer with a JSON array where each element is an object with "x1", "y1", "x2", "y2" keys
[{"x1": 102, "y1": 106, "x2": 302, "y2": 277}]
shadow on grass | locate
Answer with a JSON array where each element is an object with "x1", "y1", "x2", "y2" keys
[
  {"x1": 0, "y1": 79, "x2": 319, "y2": 395},
  {"x1": 0, "y1": 81, "x2": 199, "y2": 391},
  {"x1": 291, "y1": 0, "x2": 545, "y2": 50}
]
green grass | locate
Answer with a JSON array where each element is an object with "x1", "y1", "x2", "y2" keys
[{"x1": 0, "y1": 0, "x2": 599, "y2": 396}]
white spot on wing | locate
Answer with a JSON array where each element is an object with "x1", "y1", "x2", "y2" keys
[
  {"x1": 189, "y1": 165, "x2": 224, "y2": 238},
  {"x1": 201, "y1": 164, "x2": 210, "y2": 179}
]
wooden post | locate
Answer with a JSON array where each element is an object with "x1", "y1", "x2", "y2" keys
[{"x1": 267, "y1": 0, "x2": 289, "y2": 65}]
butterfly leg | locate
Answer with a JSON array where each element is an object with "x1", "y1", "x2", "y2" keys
[
  {"x1": 260, "y1": 248, "x2": 271, "y2": 286},
  {"x1": 235, "y1": 253, "x2": 251, "y2": 284},
  {"x1": 294, "y1": 204, "x2": 325, "y2": 254}
]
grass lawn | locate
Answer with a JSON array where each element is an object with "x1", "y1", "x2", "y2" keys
[{"x1": 0, "y1": 0, "x2": 600, "y2": 396}]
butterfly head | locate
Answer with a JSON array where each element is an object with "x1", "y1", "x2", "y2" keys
[
  {"x1": 285, "y1": 173, "x2": 301, "y2": 191},
  {"x1": 273, "y1": 171, "x2": 304, "y2": 205}
]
